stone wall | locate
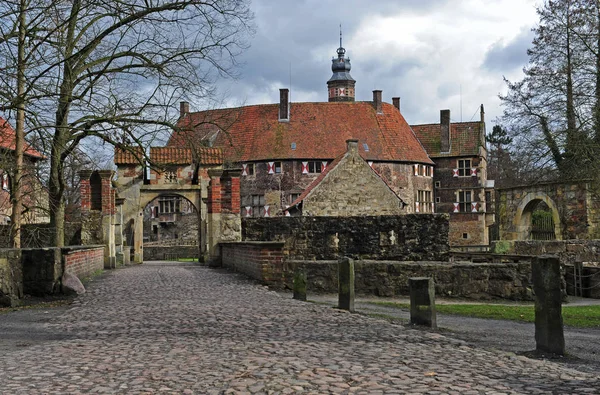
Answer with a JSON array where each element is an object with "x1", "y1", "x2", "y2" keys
[
  {"x1": 0, "y1": 249, "x2": 22, "y2": 307},
  {"x1": 493, "y1": 240, "x2": 600, "y2": 265},
  {"x1": 22, "y1": 246, "x2": 105, "y2": 296},
  {"x1": 143, "y1": 245, "x2": 199, "y2": 261},
  {"x1": 243, "y1": 215, "x2": 449, "y2": 261},
  {"x1": 285, "y1": 260, "x2": 534, "y2": 300},
  {"x1": 221, "y1": 242, "x2": 285, "y2": 285},
  {"x1": 0, "y1": 222, "x2": 82, "y2": 248}
]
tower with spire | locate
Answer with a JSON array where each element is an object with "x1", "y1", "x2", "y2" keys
[{"x1": 327, "y1": 27, "x2": 356, "y2": 102}]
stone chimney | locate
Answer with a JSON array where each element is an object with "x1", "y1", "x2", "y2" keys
[
  {"x1": 180, "y1": 101, "x2": 189, "y2": 118},
  {"x1": 480, "y1": 104, "x2": 485, "y2": 123},
  {"x1": 279, "y1": 88, "x2": 289, "y2": 121},
  {"x1": 373, "y1": 90, "x2": 382, "y2": 114},
  {"x1": 392, "y1": 97, "x2": 400, "y2": 112},
  {"x1": 346, "y1": 139, "x2": 359, "y2": 154},
  {"x1": 440, "y1": 109, "x2": 451, "y2": 153}
]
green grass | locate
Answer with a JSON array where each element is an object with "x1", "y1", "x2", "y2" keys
[
  {"x1": 176, "y1": 258, "x2": 198, "y2": 262},
  {"x1": 367, "y1": 301, "x2": 600, "y2": 329}
]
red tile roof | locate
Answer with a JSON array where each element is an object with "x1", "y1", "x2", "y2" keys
[
  {"x1": 411, "y1": 121, "x2": 484, "y2": 157},
  {"x1": 170, "y1": 102, "x2": 433, "y2": 164},
  {"x1": 114, "y1": 146, "x2": 223, "y2": 166},
  {"x1": 0, "y1": 117, "x2": 44, "y2": 159}
]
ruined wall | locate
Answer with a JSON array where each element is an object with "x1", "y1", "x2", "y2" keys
[
  {"x1": 494, "y1": 240, "x2": 600, "y2": 264},
  {"x1": 243, "y1": 215, "x2": 449, "y2": 261},
  {"x1": 63, "y1": 247, "x2": 104, "y2": 279},
  {"x1": 0, "y1": 249, "x2": 22, "y2": 307},
  {"x1": 143, "y1": 245, "x2": 199, "y2": 261},
  {"x1": 285, "y1": 260, "x2": 533, "y2": 300},
  {"x1": 0, "y1": 223, "x2": 83, "y2": 248}
]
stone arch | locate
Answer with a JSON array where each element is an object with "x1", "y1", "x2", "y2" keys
[{"x1": 513, "y1": 192, "x2": 562, "y2": 241}]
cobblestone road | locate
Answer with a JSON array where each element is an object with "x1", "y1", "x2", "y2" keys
[{"x1": 1, "y1": 261, "x2": 598, "y2": 394}]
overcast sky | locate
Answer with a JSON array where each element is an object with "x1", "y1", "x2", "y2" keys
[{"x1": 216, "y1": 0, "x2": 540, "y2": 129}]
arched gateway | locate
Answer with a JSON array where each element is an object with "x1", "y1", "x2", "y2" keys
[
  {"x1": 497, "y1": 181, "x2": 600, "y2": 241},
  {"x1": 113, "y1": 146, "x2": 242, "y2": 263}
]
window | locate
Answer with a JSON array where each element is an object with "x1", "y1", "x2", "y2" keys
[
  {"x1": 274, "y1": 161, "x2": 282, "y2": 174},
  {"x1": 289, "y1": 193, "x2": 301, "y2": 204},
  {"x1": 252, "y1": 194, "x2": 265, "y2": 217},
  {"x1": 164, "y1": 169, "x2": 177, "y2": 183},
  {"x1": 159, "y1": 197, "x2": 181, "y2": 214},
  {"x1": 417, "y1": 190, "x2": 433, "y2": 213},
  {"x1": 462, "y1": 233, "x2": 469, "y2": 239},
  {"x1": 308, "y1": 161, "x2": 322, "y2": 174},
  {"x1": 458, "y1": 190, "x2": 472, "y2": 212},
  {"x1": 1, "y1": 173, "x2": 9, "y2": 191},
  {"x1": 435, "y1": 197, "x2": 441, "y2": 203},
  {"x1": 425, "y1": 166, "x2": 432, "y2": 177},
  {"x1": 458, "y1": 159, "x2": 471, "y2": 177},
  {"x1": 246, "y1": 163, "x2": 254, "y2": 176},
  {"x1": 435, "y1": 181, "x2": 441, "y2": 188}
]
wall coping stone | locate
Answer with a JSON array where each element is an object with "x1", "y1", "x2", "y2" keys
[
  {"x1": 287, "y1": 259, "x2": 529, "y2": 268},
  {"x1": 221, "y1": 241, "x2": 285, "y2": 248}
]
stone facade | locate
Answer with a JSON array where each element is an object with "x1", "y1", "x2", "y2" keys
[{"x1": 242, "y1": 215, "x2": 449, "y2": 261}]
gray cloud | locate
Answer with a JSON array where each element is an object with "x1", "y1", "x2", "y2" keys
[{"x1": 483, "y1": 27, "x2": 533, "y2": 72}]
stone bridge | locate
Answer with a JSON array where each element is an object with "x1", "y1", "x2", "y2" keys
[{"x1": 497, "y1": 180, "x2": 600, "y2": 241}]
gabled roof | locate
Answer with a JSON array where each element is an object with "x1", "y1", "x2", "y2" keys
[
  {"x1": 0, "y1": 117, "x2": 44, "y2": 159},
  {"x1": 411, "y1": 121, "x2": 484, "y2": 158},
  {"x1": 170, "y1": 101, "x2": 433, "y2": 165}
]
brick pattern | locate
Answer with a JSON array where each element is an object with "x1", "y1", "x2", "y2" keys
[
  {"x1": 207, "y1": 177, "x2": 221, "y2": 214},
  {"x1": 221, "y1": 242, "x2": 285, "y2": 286},
  {"x1": 63, "y1": 247, "x2": 104, "y2": 280},
  {"x1": 411, "y1": 121, "x2": 485, "y2": 158},
  {"x1": 0, "y1": 117, "x2": 44, "y2": 159},
  {"x1": 114, "y1": 146, "x2": 144, "y2": 165},
  {"x1": 79, "y1": 176, "x2": 91, "y2": 212}
]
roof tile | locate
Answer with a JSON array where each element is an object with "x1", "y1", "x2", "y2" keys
[{"x1": 0, "y1": 117, "x2": 44, "y2": 159}]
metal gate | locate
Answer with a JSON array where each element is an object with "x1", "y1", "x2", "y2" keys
[{"x1": 531, "y1": 214, "x2": 556, "y2": 240}]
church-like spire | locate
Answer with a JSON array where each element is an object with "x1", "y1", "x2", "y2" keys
[{"x1": 327, "y1": 26, "x2": 355, "y2": 102}]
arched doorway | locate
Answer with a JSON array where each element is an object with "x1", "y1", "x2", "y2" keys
[
  {"x1": 514, "y1": 192, "x2": 562, "y2": 241},
  {"x1": 141, "y1": 193, "x2": 201, "y2": 261}
]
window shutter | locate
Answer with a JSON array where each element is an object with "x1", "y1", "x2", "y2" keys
[
  {"x1": 242, "y1": 164, "x2": 248, "y2": 176},
  {"x1": 368, "y1": 161, "x2": 373, "y2": 168},
  {"x1": 471, "y1": 202, "x2": 478, "y2": 212},
  {"x1": 245, "y1": 206, "x2": 252, "y2": 217},
  {"x1": 415, "y1": 201, "x2": 420, "y2": 213},
  {"x1": 267, "y1": 162, "x2": 275, "y2": 174},
  {"x1": 302, "y1": 162, "x2": 309, "y2": 174},
  {"x1": 471, "y1": 168, "x2": 477, "y2": 177},
  {"x1": 430, "y1": 166, "x2": 434, "y2": 177},
  {"x1": 414, "y1": 164, "x2": 418, "y2": 176},
  {"x1": 453, "y1": 202, "x2": 460, "y2": 213},
  {"x1": 1, "y1": 174, "x2": 8, "y2": 190},
  {"x1": 321, "y1": 161, "x2": 328, "y2": 172},
  {"x1": 264, "y1": 205, "x2": 270, "y2": 217},
  {"x1": 431, "y1": 202, "x2": 435, "y2": 213},
  {"x1": 452, "y1": 169, "x2": 459, "y2": 177}
]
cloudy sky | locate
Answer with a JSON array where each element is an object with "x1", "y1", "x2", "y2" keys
[{"x1": 217, "y1": 0, "x2": 541, "y2": 128}]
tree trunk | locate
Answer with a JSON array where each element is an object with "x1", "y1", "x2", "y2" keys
[
  {"x1": 564, "y1": 7, "x2": 578, "y2": 178},
  {"x1": 10, "y1": 0, "x2": 27, "y2": 249}
]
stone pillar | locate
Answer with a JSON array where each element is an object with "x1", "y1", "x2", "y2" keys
[
  {"x1": 97, "y1": 170, "x2": 116, "y2": 269},
  {"x1": 115, "y1": 198, "x2": 125, "y2": 265},
  {"x1": 409, "y1": 277, "x2": 437, "y2": 328},
  {"x1": 532, "y1": 256, "x2": 565, "y2": 355},
  {"x1": 78, "y1": 170, "x2": 93, "y2": 212},
  {"x1": 207, "y1": 169, "x2": 223, "y2": 266},
  {"x1": 293, "y1": 269, "x2": 307, "y2": 301},
  {"x1": 338, "y1": 257, "x2": 355, "y2": 312},
  {"x1": 133, "y1": 210, "x2": 144, "y2": 264}
]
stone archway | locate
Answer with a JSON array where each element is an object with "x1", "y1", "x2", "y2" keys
[{"x1": 513, "y1": 192, "x2": 562, "y2": 241}]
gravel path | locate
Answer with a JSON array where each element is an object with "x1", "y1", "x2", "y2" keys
[{"x1": 0, "y1": 261, "x2": 599, "y2": 394}]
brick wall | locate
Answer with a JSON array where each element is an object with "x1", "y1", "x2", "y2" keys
[
  {"x1": 221, "y1": 241, "x2": 285, "y2": 286},
  {"x1": 285, "y1": 260, "x2": 534, "y2": 300},
  {"x1": 63, "y1": 246, "x2": 104, "y2": 279},
  {"x1": 243, "y1": 215, "x2": 449, "y2": 261}
]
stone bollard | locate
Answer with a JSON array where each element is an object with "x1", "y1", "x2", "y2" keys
[
  {"x1": 409, "y1": 277, "x2": 437, "y2": 328},
  {"x1": 293, "y1": 269, "x2": 307, "y2": 301},
  {"x1": 532, "y1": 256, "x2": 565, "y2": 355},
  {"x1": 338, "y1": 257, "x2": 355, "y2": 312}
]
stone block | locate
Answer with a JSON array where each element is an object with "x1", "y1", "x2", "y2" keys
[
  {"x1": 409, "y1": 277, "x2": 437, "y2": 328},
  {"x1": 532, "y1": 256, "x2": 565, "y2": 355},
  {"x1": 293, "y1": 269, "x2": 307, "y2": 301},
  {"x1": 338, "y1": 257, "x2": 354, "y2": 312}
]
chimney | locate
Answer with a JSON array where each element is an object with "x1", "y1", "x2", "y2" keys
[
  {"x1": 392, "y1": 97, "x2": 400, "y2": 112},
  {"x1": 480, "y1": 104, "x2": 485, "y2": 123},
  {"x1": 279, "y1": 88, "x2": 289, "y2": 121},
  {"x1": 440, "y1": 109, "x2": 451, "y2": 153},
  {"x1": 180, "y1": 101, "x2": 189, "y2": 118},
  {"x1": 373, "y1": 90, "x2": 382, "y2": 114},
  {"x1": 346, "y1": 139, "x2": 359, "y2": 154}
]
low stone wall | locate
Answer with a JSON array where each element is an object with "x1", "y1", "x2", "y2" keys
[
  {"x1": 0, "y1": 223, "x2": 83, "y2": 248},
  {"x1": 285, "y1": 260, "x2": 534, "y2": 300},
  {"x1": 493, "y1": 240, "x2": 600, "y2": 265},
  {"x1": 143, "y1": 245, "x2": 200, "y2": 261},
  {"x1": 22, "y1": 246, "x2": 105, "y2": 296},
  {"x1": 243, "y1": 215, "x2": 450, "y2": 261},
  {"x1": 0, "y1": 249, "x2": 23, "y2": 307},
  {"x1": 221, "y1": 242, "x2": 285, "y2": 285}
]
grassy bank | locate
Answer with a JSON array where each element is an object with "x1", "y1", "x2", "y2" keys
[{"x1": 368, "y1": 301, "x2": 600, "y2": 328}]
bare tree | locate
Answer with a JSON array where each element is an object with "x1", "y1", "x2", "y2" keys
[{"x1": 2, "y1": 0, "x2": 254, "y2": 247}]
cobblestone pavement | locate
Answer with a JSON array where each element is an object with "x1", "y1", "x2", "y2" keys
[{"x1": 1, "y1": 262, "x2": 599, "y2": 394}]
